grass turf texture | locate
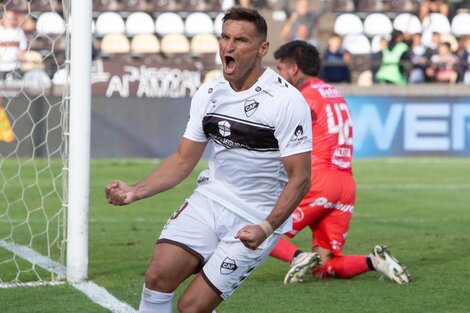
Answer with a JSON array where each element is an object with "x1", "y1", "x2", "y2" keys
[{"x1": 1, "y1": 157, "x2": 469, "y2": 313}]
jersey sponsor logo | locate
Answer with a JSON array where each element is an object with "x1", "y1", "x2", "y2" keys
[
  {"x1": 220, "y1": 257, "x2": 238, "y2": 275},
  {"x1": 308, "y1": 197, "x2": 354, "y2": 213},
  {"x1": 276, "y1": 76, "x2": 288, "y2": 88},
  {"x1": 287, "y1": 124, "x2": 310, "y2": 148},
  {"x1": 218, "y1": 120, "x2": 231, "y2": 137},
  {"x1": 244, "y1": 99, "x2": 259, "y2": 118},
  {"x1": 208, "y1": 88, "x2": 213, "y2": 93},
  {"x1": 292, "y1": 207, "x2": 305, "y2": 222}
]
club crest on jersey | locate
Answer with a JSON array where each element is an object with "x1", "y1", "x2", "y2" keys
[
  {"x1": 220, "y1": 257, "x2": 238, "y2": 275},
  {"x1": 244, "y1": 99, "x2": 259, "y2": 117}
]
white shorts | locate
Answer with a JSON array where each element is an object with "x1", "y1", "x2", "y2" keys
[{"x1": 158, "y1": 191, "x2": 280, "y2": 300}]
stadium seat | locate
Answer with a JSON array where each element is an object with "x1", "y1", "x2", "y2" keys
[
  {"x1": 130, "y1": 33, "x2": 160, "y2": 55},
  {"x1": 125, "y1": 12, "x2": 155, "y2": 36},
  {"x1": 363, "y1": 13, "x2": 393, "y2": 37},
  {"x1": 36, "y1": 12, "x2": 66, "y2": 35},
  {"x1": 155, "y1": 12, "x2": 185, "y2": 36},
  {"x1": 160, "y1": 33, "x2": 190, "y2": 54},
  {"x1": 331, "y1": 0, "x2": 355, "y2": 13},
  {"x1": 422, "y1": 13, "x2": 451, "y2": 34},
  {"x1": 204, "y1": 69, "x2": 223, "y2": 83},
  {"x1": 95, "y1": 12, "x2": 125, "y2": 36},
  {"x1": 357, "y1": 0, "x2": 385, "y2": 13},
  {"x1": 52, "y1": 68, "x2": 68, "y2": 85},
  {"x1": 334, "y1": 13, "x2": 363, "y2": 36},
  {"x1": 213, "y1": 13, "x2": 224, "y2": 37},
  {"x1": 23, "y1": 69, "x2": 52, "y2": 88},
  {"x1": 342, "y1": 34, "x2": 371, "y2": 54},
  {"x1": 184, "y1": 12, "x2": 214, "y2": 36},
  {"x1": 100, "y1": 33, "x2": 130, "y2": 55},
  {"x1": 19, "y1": 51, "x2": 45, "y2": 72},
  {"x1": 190, "y1": 33, "x2": 219, "y2": 54},
  {"x1": 393, "y1": 13, "x2": 422, "y2": 35},
  {"x1": 451, "y1": 13, "x2": 470, "y2": 37}
]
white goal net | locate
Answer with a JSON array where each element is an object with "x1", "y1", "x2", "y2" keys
[{"x1": 0, "y1": 0, "x2": 71, "y2": 287}]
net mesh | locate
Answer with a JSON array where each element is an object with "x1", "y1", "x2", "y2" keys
[{"x1": 0, "y1": 0, "x2": 70, "y2": 287}]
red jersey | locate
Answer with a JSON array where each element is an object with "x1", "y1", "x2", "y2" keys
[{"x1": 299, "y1": 78, "x2": 353, "y2": 172}]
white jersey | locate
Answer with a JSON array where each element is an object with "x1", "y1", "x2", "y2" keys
[
  {"x1": 183, "y1": 68, "x2": 312, "y2": 233},
  {"x1": 0, "y1": 26, "x2": 27, "y2": 72}
]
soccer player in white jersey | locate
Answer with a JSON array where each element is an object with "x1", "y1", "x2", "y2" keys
[
  {"x1": 270, "y1": 40, "x2": 411, "y2": 285},
  {"x1": 105, "y1": 7, "x2": 312, "y2": 313}
]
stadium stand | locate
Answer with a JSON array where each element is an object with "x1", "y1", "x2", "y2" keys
[
  {"x1": 451, "y1": 12, "x2": 470, "y2": 37},
  {"x1": 160, "y1": 33, "x2": 191, "y2": 54},
  {"x1": 100, "y1": 33, "x2": 131, "y2": 55},
  {"x1": 36, "y1": 12, "x2": 66, "y2": 36},
  {"x1": 333, "y1": 13, "x2": 363, "y2": 36},
  {"x1": 95, "y1": 12, "x2": 126, "y2": 36},
  {"x1": 184, "y1": 12, "x2": 214, "y2": 36},
  {"x1": 190, "y1": 33, "x2": 219, "y2": 54},
  {"x1": 93, "y1": 0, "x2": 123, "y2": 12},
  {"x1": 331, "y1": 0, "x2": 355, "y2": 13},
  {"x1": 130, "y1": 33, "x2": 160, "y2": 55},
  {"x1": 363, "y1": 13, "x2": 393, "y2": 37},
  {"x1": 125, "y1": 12, "x2": 155, "y2": 36},
  {"x1": 393, "y1": 13, "x2": 423, "y2": 34},
  {"x1": 155, "y1": 12, "x2": 185, "y2": 35}
]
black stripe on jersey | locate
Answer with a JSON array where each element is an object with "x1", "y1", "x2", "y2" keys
[
  {"x1": 207, "y1": 113, "x2": 275, "y2": 130},
  {"x1": 203, "y1": 115, "x2": 279, "y2": 151}
]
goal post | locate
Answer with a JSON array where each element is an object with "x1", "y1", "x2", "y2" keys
[
  {"x1": 66, "y1": 0, "x2": 92, "y2": 284},
  {"x1": 0, "y1": 0, "x2": 92, "y2": 287}
]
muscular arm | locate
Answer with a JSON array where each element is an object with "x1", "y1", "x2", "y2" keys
[
  {"x1": 265, "y1": 151, "x2": 311, "y2": 230},
  {"x1": 236, "y1": 151, "x2": 311, "y2": 249},
  {"x1": 106, "y1": 138, "x2": 207, "y2": 205}
]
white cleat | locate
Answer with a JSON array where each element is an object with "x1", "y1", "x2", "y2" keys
[
  {"x1": 284, "y1": 252, "x2": 321, "y2": 284},
  {"x1": 370, "y1": 245, "x2": 411, "y2": 285}
]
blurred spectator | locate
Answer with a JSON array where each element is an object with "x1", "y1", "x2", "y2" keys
[
  {"x1": 425, "y1": 41, "x2": 459, "y2": 83},
  {"x1": 408, "y1": 33, "x2": 428, "y2": 83},
  {"x1": 293, "y1": 23, "x2": 319, "y2": 47},
  {"x1": 457, "y1": 35, "x2": 470, "y2": 84},
  {"x1": 0, "y1": 11, "x2": 27, "y2": 78},
  {"x1": 281, "y1": 0, "x2": 327, "y2": 42},
  {"x1": 235, "y1": 0, "x2": 269, "y2": 9},
  {"x1": 419, "y1": 0, "x2": 449, "y2": 21},
  {"x1": 319, "y1": 34, "x2": 351, "y2": 83},
  {"x1": 375, "y1": 30, "x2": 410, "y2": 85}
]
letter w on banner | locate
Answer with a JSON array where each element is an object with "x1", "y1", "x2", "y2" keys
[{"x1": 0, "y1": 104, "x2": 14, "y2": 142}]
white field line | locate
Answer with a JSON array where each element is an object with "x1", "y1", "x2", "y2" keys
[
  {"x1": 357, "y1": 183, "x2": 470, "y2": 190},
  {"x1": 0, "y1": 240, "x2": 137, "y2": 313}
]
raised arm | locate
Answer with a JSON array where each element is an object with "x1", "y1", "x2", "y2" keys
[{"x1": 105, "y1": 138, "x2": 207, "y2": 206}]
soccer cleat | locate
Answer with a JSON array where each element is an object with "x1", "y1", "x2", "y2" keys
[
  {"x1": 370, "y1": 245, "x2": 411, "y2": 285},
  {"x1": 284, "y1": 252, "x2": 321, "y2": 284}
]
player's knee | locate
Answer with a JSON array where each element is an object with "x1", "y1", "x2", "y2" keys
[
  {"x1": 176, "y1": 295, "x2": 198, "y2": 313},
  {"x1": 144, "y1": 268, "x2": 176, "y2": 293}
]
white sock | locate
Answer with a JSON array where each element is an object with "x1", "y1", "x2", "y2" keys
[{"x1": 138, "y1": 285, "x2": 174, "y2": 313}]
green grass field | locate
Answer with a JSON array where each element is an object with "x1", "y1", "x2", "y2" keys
[{"x1": 1, "y1": 157, "x2": 470, "y2": 313}]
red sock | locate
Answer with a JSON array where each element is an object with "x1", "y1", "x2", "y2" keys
[
  {"x1": 313, "y1": 255, "x2": 370, "y2": 279},
  {"x1": 269, "y1": 236, "x2": 299, "y2": 263}
]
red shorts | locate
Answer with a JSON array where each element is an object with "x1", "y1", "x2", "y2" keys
[{"x1": 286, "y1": 169, "x2": 356, "y2": 256}]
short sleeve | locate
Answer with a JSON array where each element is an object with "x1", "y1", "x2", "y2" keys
[
  {"x1": 183, "y1": 87, "x2": 209, "y2": 142},
  {"x1": 274, "y1": 89, "x2": 312, "y2": 157}
]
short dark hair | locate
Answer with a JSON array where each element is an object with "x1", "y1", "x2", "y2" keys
[
  {"x1": 222, "y1": 6, "x2": 268, "y2": 42},
  {"x1": 274, "y1": 40, "x2": 321, "y2": 77}
]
